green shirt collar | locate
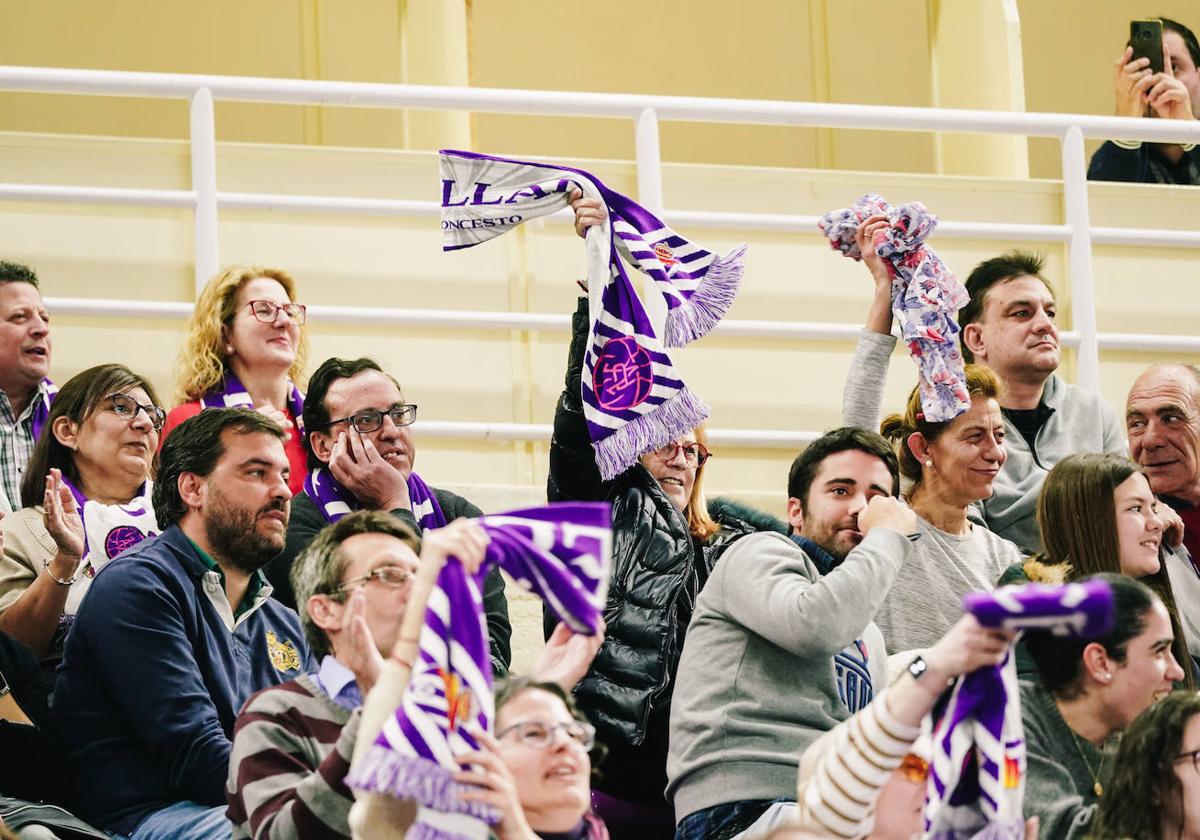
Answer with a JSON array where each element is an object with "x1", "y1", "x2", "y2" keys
[{"x1": 187, "y1": 537, "x2": 267, "y2": 618}]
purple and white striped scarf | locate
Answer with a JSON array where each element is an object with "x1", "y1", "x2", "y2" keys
[
  {"x1": 304, "y1": 466, "x2": 446, "y2": 530},
  {"x1": 199, "y1": 371, "x2": 305, "y2": 432},
  {"x1": 56, "y1": 474, "x2": 157, "y2": 617},
  {"x1": 439, "y1": 150, "x2": 745, "y2": 480},
  {"x1": 346, "y1": 502, "x2": 612, "y2": 840},
  {"x1": 29, "y1": 377, "x2": 58, "y2": 442},
  {"x1": 924, "y1": 580, "x2": 1115, "y2": 840},
  {"x1": 820, "y1": 194, "x2": 971, "y2": 422}
]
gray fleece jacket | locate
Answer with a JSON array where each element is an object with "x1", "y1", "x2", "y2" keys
[
  {"x1": 842, "y1": 330, "x2": 1126, "y2": 554},
  {"x1": 665, "y1": 527, "x2": 912, "y2": 823}
]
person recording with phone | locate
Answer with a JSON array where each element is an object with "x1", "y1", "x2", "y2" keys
[{"x1": 1089, "y1": 17, "x2": 1200, "y2": 185}]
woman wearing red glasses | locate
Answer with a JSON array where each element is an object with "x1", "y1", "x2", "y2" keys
[
  {"x1": 547, "y1": 210, "x2": 754, "y2": 835},
  {"x1": 162, "y1": 265, "x2": 309, "y2": 494}
]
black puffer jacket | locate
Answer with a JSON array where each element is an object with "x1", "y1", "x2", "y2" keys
[{"x1": 547, "y1": 297, "x2": 752, "y2": 803}]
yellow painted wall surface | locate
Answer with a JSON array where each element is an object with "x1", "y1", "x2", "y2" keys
[{"x1": 4, "y1": 1, "x2": 1197, "y2": 175}]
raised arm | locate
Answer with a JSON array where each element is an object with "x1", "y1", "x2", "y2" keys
[
  {"x1": 797, "y1": 615, "x2": 1016, "y2": 839},
  {"x1": 842, "y1": 216, "x2": 898, "y2": 431}
]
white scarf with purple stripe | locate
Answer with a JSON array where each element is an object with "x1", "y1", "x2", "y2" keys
[
  {"x1": 439, "y1": 150, "x2": 745, "y2": 480},
  {"x1": 346, "y1": 502, "x2": 611, "y2": 840},
  {"x1": 199, "y1": 371, "x2": 305, "y2": 432},
  {"x1": 305, "y1": 466, "x2": 447, "y2": 531},
  {"x1": 924, "y1": 580, "x2": 1115, "y2": 839},
  {"x1": 57, "y1": 474, "x2": 157, "y2": 616}
]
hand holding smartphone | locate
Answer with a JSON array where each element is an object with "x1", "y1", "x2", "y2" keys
[{"x1": 1129, "y1": 19, "x2": 1165, "y2": 76}]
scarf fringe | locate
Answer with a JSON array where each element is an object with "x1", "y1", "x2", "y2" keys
[
  {"x1": 662, "y1": 243, "x2": 747, "y2": 347},
  {"x1": 593, "y1": 386, "x2": 709, "y2": 481},
  {"x1": 346, "y1": 745, "x2": 498, "y2": 824}
]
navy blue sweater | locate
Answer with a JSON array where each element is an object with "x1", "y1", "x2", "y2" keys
[{"x1": 53, "y1": 526, "x2": 314, "y2": 834}]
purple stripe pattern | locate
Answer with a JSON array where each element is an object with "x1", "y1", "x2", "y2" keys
[
  {"x1": 199, "y1": 371, "x2": 306, "y2": 433},
  {"x1": 29, "y1": 377, "x2": 58, "y2": 441},
  {"x1": 819, "y1": 194, "x2": 970, "y2": 423},
  {"x1": 304, "y1": 466, "x2": 446, "y2": 530},
  {"x1": 923, "y1": 581, "x2": 1115, "y2": 840},
  {"x1": 439, "y1": 149, "x2": 745, "y2": 480},
  {"x1": 346, "y1": 502, "x2": 612, "y2": 840}
]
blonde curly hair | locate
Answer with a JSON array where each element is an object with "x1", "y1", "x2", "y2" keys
[{"x1": 174, "y1": 265, "x2": 309, "y2": 404}]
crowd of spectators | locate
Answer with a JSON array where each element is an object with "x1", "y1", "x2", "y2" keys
[{"x1": 2, "y1": 19, "x2": 1200, "y2": 834}]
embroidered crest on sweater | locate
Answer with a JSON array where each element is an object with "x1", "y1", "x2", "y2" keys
[{"x1": 267, "y1": 631, "x2": 302, "y2": 673}]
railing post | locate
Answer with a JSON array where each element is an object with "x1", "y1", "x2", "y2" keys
[
  {"x1": 1060, "y1": 125, "x2": 1100, "y2": 393},
  {"x1": 635, "y1": 106, "x2": 667, "y2": 335},
  {"x1": 190, "y1": 87, "x2": 219, "y2": 295}
]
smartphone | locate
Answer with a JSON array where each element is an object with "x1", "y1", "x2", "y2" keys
[{"x1": 1129, "y1": 19, "x2": 1165, "y2": 75}]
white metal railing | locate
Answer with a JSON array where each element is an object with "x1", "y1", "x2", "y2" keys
[{"x1": 4, "y1": 66, "x2": 1200, "y2": 450}]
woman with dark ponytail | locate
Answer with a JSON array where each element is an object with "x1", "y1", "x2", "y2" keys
[{"x1": 1022, "y1": 573, "x2": 1186, "y2": 839}]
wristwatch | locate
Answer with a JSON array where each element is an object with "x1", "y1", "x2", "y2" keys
[
  {"x1": 0, "y1": 669, "x2": 10, "y2": 700},
  {"x1": 907, "y1": 655, "x2": 928, "y2": 681}
]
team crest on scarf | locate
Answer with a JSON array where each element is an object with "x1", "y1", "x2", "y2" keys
[
  {"x1": 266, "y1": 631, "x2": 302, "y2": 673},
  {"x1": 593, "y1": 337, "x2": 654, "y2": 410},
  {"x1": 439, "y1": 150, "x2": 746, "y2": 480},
  {"x1": 435, "y1": 668, "x2": 475, "y2": 733},
  {"x1": 104, "y1": 525, "x2": 148, "y2": 559}
]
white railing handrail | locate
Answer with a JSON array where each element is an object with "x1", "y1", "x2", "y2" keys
[
  {"x1": 2, "y1": 65, "x2": 1199, "y2": 144},
  {"x1": 6, "y1": 64, "x2": 1200, "y2": 452}
]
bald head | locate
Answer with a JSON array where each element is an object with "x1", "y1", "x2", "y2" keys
[{"x1": 1126, "y1": 364, "x2": 1200, "y2": 505}]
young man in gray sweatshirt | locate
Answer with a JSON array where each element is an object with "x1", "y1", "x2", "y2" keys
[
  {"x1": 667, "y1": 428, "x2": 918, "y2": 840},
  {"x1": 842, "y1": 238, "x2": 1124, "y2": 554}
]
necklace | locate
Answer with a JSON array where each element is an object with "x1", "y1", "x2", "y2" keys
[{"x1": 1068, "y1": 729, "x2": 1106, "y2": 797}]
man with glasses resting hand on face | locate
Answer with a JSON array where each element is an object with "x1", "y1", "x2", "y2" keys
[{"x1": 270, "y1": 357, "x2": 512, "y2": 678}]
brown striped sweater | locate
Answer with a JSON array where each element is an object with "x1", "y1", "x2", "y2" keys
[{"x1": 226, "y1": 674, "x2": 361, "y2": 840}]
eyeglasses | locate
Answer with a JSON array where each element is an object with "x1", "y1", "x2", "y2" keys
[
  {"x1": 327, "y1": 404, "x2": 418, "y2": 434},
  {"x1": 332, "y1": 565, "x2": 415, "y2": 596},
  {"x1": 106, "y1": 393, "x2": 166, "y2": 431},
  {"x1": 495, "y1": 719, "x2": 596, "y2": 751},
  {"x1": 651, "y1": 441, "x2": 711, "y2": 467},
  {"x1": 1176, "y1": 749, "x2": 1200, "y2": 773},
  {"x1": 246, "y1": 299, "x2": 307, "y2": 326},
  {"x1": 898, "y1": 752, "x2": 930, "y2": 783}
]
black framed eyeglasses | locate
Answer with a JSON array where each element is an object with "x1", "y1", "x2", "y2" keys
[
  {"x1": 1176, "y1": 749, "x2": 1200, "y2": 773},
  {"x1": 106, "y1": 393, "x2": 166, "y2": 431},
  {"x1": 327, "y1": 404, "x2": 418, "y2": 434},
  {"x1": 332, "y1": 565, "x2": 415, "y2": 596},
  {"x1": 495, "y1": 719, "x2": 596, "y2": 751},
  {"x1": 651, "y1": 441, "x2": 710, "y2": 467},
  {"x1": 246, "y1": 299, "x2": 307, "y2": 326}
]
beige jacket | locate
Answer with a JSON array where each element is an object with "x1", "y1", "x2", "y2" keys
[{"x1": 0, "y1": 505, "x2": 55, "y2": 614}]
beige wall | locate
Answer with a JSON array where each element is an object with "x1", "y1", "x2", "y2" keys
[{"x1": 4, "y1": 1, "x2": 1197, "y2": 176}]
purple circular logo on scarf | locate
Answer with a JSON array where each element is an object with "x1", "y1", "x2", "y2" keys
[
  {"x1": 593, "y1": 336, "x2": 654, "y2": 410},
  {"x1": 105, "y1": 525, "x2": 147, "y2": 559}
]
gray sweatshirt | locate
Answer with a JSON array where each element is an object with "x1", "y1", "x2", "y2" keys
[
  {"x1": 1020, "y1": 680, "x2": 1110, "y2": 840},
  {"x1": 842, "y1": 330, "x2": 1126, "y2": 554},
  {"x1": 665, "y1": 528, "x2": 912, "y2": 823},
  {"x1": 872, "y1": 515, "x2": 1021, "y2": 653}
]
